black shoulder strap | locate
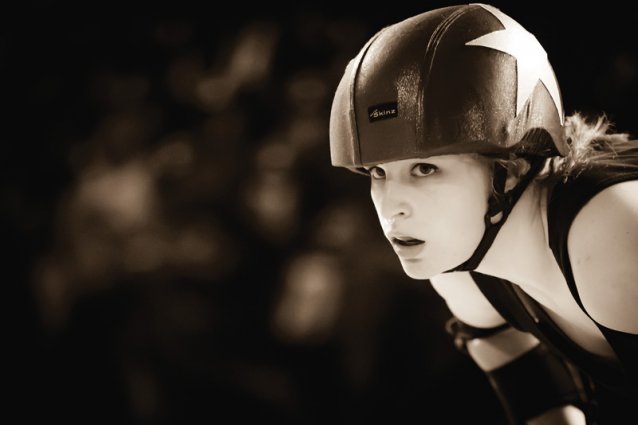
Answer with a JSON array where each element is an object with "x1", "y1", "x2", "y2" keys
[
  {"x1": 469, "y1": 271, "x2": 538, "y2": 334},
  {"x1": 469, "y1": 271, "x2": 631, "y2": 393}
]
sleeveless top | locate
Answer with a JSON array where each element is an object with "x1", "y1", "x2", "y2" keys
[{"x1": 471, "y1": 146, "x2": 638, "y2": 396}]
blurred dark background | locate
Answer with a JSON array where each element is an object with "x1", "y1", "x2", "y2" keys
[{"x1": 5, "y1": 1, "x2": 637, "y2": 423}]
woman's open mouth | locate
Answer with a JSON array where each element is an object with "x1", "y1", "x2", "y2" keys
[
  {"x1": 391, "y1": 237, "x2": 425, "y2": 246},
  {"x1": 390, "y1": 236, "x2": 426, "y2": 259}
]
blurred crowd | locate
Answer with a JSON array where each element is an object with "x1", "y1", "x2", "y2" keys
[{"x1": 6, "y1": 1, "x2": 637, "y2": 423}]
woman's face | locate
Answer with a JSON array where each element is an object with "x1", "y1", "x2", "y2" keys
[{"x1": 366, "y1": 154, "x2": 492, "y2": 279}]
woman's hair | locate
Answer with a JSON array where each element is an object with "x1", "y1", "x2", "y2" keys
[
  {"x1": 551, "y1": 112, "x2": 637, "y2": 178},
  {"x1": 487, "y1": 113, "x2": 637, "y2": 186}
]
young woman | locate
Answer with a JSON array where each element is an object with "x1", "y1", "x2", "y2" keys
[{"x1": 329, "y1": 4, "x2": 638, "y2": 424}]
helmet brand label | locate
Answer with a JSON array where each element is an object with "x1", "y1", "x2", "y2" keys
[{"x1": 368, "y1": 102, "x2": 398, "y2": 122}]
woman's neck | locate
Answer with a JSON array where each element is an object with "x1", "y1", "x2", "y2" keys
[{"x1": 475, "y1": 182, "x2": 561, "y2": 296}]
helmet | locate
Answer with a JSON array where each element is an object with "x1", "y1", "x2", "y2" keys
[{"x1": 330, "y1": 3, "x2": 567, "y2": 171}]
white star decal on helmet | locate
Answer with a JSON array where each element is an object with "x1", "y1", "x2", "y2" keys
[{"x1": 465, "y1": 4, "x2": 564, "y2": 124}]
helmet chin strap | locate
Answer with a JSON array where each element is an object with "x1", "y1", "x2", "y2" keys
[{"x1": 444, "y1": 157, "x2": 546, "y2": 273}]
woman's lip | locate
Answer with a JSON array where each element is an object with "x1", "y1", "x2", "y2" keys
[
  {"x1": 391, "y1": 240, "x2": 425, "y2": 258},
  {"x1": 391, "y1": 237, "x2": 424, "y2": 246}
]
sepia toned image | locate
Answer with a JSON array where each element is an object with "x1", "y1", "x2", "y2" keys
[{"x1": 7, "y1": 1, "x2": 637, "y2": 423}]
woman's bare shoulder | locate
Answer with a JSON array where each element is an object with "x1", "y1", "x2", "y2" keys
[{"x1": 567, "y1": 180, "x2": 638, "y2": 333}]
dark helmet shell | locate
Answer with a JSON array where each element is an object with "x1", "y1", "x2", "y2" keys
[{"x1": 329, "y1": 4, "x2": 567, "y2": 170}]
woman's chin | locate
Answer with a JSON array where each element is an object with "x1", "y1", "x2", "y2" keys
[{"x1": 399, "y1": 259, "x2": 433, "y2": 280}]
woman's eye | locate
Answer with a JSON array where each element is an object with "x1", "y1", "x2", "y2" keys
[
  {"x1": 412, "y1": 163, "x2": 437, "y2": 177},
  {"x1": 368, "y1": 166, "x2": 386, "y2": 179}
]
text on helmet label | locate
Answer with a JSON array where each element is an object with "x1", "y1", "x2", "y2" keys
[{"x1": 368, "y1": 102, "x2": 398, "y2": 122}]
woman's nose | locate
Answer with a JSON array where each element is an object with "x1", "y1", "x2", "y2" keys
[
  {"x1": 380, "y1": 189, "x2": 412, "y2": 223},
  {"x1": 385, "y1": 204, "x2": 410, "y2": 223}
]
